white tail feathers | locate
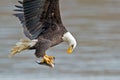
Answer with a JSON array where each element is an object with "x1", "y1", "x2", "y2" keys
[
  {"x1": 16, "y1": 39, "x2": 38, "y2": 47},
  {"x1": 9, "y1": 39, "x2": 38, "y2": 57}
]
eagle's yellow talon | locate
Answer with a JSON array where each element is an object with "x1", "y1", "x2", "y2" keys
[{"x1": 40, "y1": 54, "x2": 55, "y2": 68}]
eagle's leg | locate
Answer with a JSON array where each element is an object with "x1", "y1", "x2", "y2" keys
[
  {"x1": 9, "y1": 39, "x2": 37, "y2": 57},
  {"x1": 37, "y1": 54, "x2": 55, "y2": 68}
]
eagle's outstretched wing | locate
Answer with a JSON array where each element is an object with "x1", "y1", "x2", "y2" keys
[{"x1": 14, "y1": 0, "x2": 62, "y2": 39}]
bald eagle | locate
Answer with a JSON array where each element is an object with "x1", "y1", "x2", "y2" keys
[{"x1": 10, "y1": 0, "x2": 77, "y2": 68}]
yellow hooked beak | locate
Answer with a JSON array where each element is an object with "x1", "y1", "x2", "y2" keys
[{"x1": 67, "y1": 45, "x2": 74, "y2": 54}]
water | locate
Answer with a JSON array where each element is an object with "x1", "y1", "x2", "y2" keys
[{"x1": 0, "y1": 0, "x2": 120, "y2": 80}]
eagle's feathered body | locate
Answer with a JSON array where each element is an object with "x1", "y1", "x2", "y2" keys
[{"x1": 11, "y1": 0, "x2": 76, "y2": 67}]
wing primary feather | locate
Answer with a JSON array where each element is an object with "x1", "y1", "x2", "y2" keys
[
  {"x1": 16, "y1": 0, "x2": 63, "y2": 39},
  {"x1": 18, "y1": 1, "x2": 23, "y2": 4},
  {"x1": 26, "y1": 18, "x2": 40, "y2": 30},
  {"x1": 24, "y1": 0, "x2": 40, "y2": 6},
  {"x1": 14, "y1": 13, "x2": 24, "y2": 24},
  {"x1": 15, "y1": 5, "x2": 23, "y2": 9},
  {"x1": 14, "y1": 9, "x2": 23, "y2": 12},
  {"x1": 22, "y1": 0, "x2": 51, "y2": 39}
]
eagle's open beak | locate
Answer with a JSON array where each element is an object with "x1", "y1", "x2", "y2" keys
[{"x1": 67, "y1": 45, "x2": 73, "y2": 54}]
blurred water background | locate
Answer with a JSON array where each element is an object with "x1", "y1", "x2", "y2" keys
[{"x1": 0, "y1": 0, "x2": 120, "y2": 80}]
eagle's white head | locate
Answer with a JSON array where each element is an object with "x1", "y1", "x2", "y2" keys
[{"x1": 62, "y1": 32, "x2": 77, "y2": 54}]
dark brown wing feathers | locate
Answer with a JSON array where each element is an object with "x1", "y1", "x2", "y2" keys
[{"x1": 14, "y1": 0, "x2": 62, "y2": 39}]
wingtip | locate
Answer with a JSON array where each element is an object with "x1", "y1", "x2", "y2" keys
[
  {"x1": 14, "y1": 9, "x2": 23, "y2": 12},
  {"x1": 15, "y1": 5, "x2": 23, "y2": 9},
  {"x1": 18, "y1": 1, "x2": 23, "y2": 4}
]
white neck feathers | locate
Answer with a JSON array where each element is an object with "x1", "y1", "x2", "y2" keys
[{"x1": 62, "y1": 32, "x2": 77, "y2": 49}]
